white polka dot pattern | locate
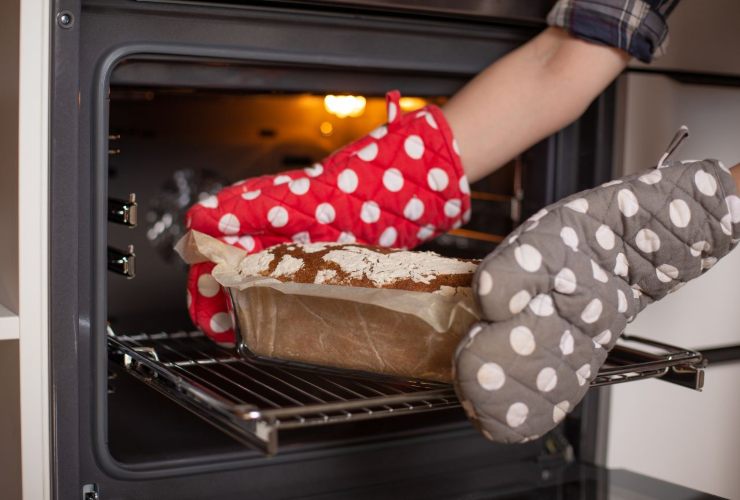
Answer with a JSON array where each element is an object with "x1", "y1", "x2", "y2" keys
[
  {"x1": 304, "y1": 163, "x2": 323, "y2": 177},
  {"x1": 509, "y1": 290, "x2": 532, "y2": 315},
  {"x1": 360, "y1": 201, "x2": 381, "y2": 223},
  {"x1": 218, "y1": 213, "x2": 240, "y2": 235},
  {"x1": 403, "y1": 197, "x2": 425, "y2": 221},
  {"x1": 635, "y1": 228, "x2": 661, "y2": 253},
  {"x1": 560, "y1": 227, "x2": 579, "y2": 251},
  {"x1": 315, "y1": 203, "x2": 336, "y2": 224},
  {"x1": 239, "y1": 235, "x2": 256, "y2": 252},
  {"x1": 404, "y1": 135, "x2": 425, "y2": 159},
  {"x1": 617, "y1": 289, "x2": 628, "y2": 313},
  {"x1": 509, "y1": 326, "x2": 535, "y2": 356},
  {"x1": 416, "y1": 224, "x2": 435, "y2": 241},
  {"x1": 459, "y1": 175, "x2": 471, "y2": 195},
  {"x1": 639, "y1": 170, "x2": 662, "y2": 185},
  {"x1": 477, "y1": 270, "x2": 493, "y2": 296},
  {"x1": 559, "y1": 330, "x2": 574, "y2": 356},
  {"x1": 427, "y1": 168, "x2": 449, "y2": 192},
  {"x1": 694, "y1": 170, "x2": 717, "y2": 196},
  {"x1": 581, "y1": 299, "x2": 602, "y2": 324},
  {"x1": 337, "y1": 169, "x2": 358, "y2": 193},
  {"x1": 595, "y1": 225, "x2": 615, "y2": 250},
  {"x1": 553, "y1": 401, "x2": 570, "y2": 424},
  {"x1": 591, "y1": 260, "x2": 608, "y2": 283},
  {"x1": 477, "y1": 362, "x2": 506, "y2": 391},
  {"x1": 669, "y1": 199, "x2": 691, "y2": 228},
  {"x1": 287, "y1": 178, "x2": 310, "y2": 196},
  {"x1": 617, "y1": 189, "x2": 639, "y2": 217},
  {"x1": 369, "y1": 125, "x2": 387, "y2": 139},
  {"x1": 594, "y1": 330, "x2": 612, "y2": 346},
  {"x1": 210, "y1": 312, "x2": 232, "y2": 334},
  {"x1": 529, "y1": 294, "x2": 554, "y2": 317},
  {"x1": 292, "y1": 231, "x2": 311, "y2": 244},
  {"x1": 387, "y1": 101, "x2": 397, "y2": 122},
  {"x1": 197, "y1": 273, "x2": 220, "y2": 298},
  {"x1": 514, "y1": 244, "x2": 542, "y2": 272},
  {"x1": 378, "y1": 227, "x2": 397, "y2": 247},
  {"x1": 602, "y1": 180, "x2": 622, "y2": 187},
  {"x1": 721, "y1": 214, "x2": 732, "y2": 236},
  {"x1": 382, "y1": 168, "x2": 404, "y2": 192},
  {"x1": 241, "y1": 190, "x2": 261, "y2": 200},
  {"x1": 656, "y1": 263, "x2": 678, "y2": 283},
  {"x1": 444, "y1": 199, "x2": 462, "y2": 218},
  {"x1": 337, "y1": 231, "x2": 356, "y2": 244},
  {"x1": 554, "y1": 268, "x2": 577, "y2": 294},
  {"x1": 575, "y1": 364, "x2": 591, "y2": 386},
  {"x1": 565, "y1": 198, "x2": 589, "y2": 213},
  {"x1": 536, "y1": 367, "x2": 557, "y2": 393},
  {"x1": 424, "y1": 112, "x2": 438, "y2": 129},
  {"x1": 273, "y1": 175, "x2": 291, "y2": 186},
  {"x1": 199, "y1": 195, "x2": 218, "y2": 208},
  {"x1": 357, "y1": 142, "x2": 379, "y2": 161},
  {"x1": 506, "y1": 402, "x2": 529, "y2": 428},
  {"x1": 702, "y1": 256, "x2": 718, "y2": 270},
  {"x1": 726, "y1": 195, "x2": 740, "y2": 223},
  {"x1": 614, "y1": 252, "x2": 629, "y2": 277},
  {"x1": 267, "y1": 206, "x2": 289, "y2": 228}
]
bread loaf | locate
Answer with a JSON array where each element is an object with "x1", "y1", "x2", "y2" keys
[
  {"x1": 235, "y1": 242, "x2": 477, "y2": 293},
  {"x1": 231, "y1": 243, "x2": 480, "y2": 381}
]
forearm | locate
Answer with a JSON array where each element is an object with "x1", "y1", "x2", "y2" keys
[{"x1": 444, "y1": 27, "x2": 630, "y2": 182}]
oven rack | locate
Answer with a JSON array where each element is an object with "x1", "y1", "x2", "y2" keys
[{"x1": 107, "y1": 330, "x2": 704, "y2": 456}]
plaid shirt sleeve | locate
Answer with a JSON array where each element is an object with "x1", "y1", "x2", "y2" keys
[{"x1": 547, "y1": 0, "x2": 682, "y2": 62}]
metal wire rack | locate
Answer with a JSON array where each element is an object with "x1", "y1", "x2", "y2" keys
[{"x1": 107, "y1": 330, "x2": 704, "y2": 456}]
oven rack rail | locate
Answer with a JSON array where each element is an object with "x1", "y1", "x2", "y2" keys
[{"x1": 107, "y1": 330, "x2": 704, "y2": 456}]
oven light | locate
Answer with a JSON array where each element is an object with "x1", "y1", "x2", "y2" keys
[
  {"x1": 319, "y1": 121, "x2": 334, "y2": 136},
  {"x1": 324, "y1": 94, "x2": 366, "y2": 118},
  {"x1": 399, "y1": 96, "x2": 427, "y2": 111}
]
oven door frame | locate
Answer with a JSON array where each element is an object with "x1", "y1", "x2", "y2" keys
[{"x1": 50, "y1": 0, "x2": 613, "y2": 497}]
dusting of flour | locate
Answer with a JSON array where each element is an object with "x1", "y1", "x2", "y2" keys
[
  {"x1": 321, "y1": 246, "x2": 477, "y2": 287},
  {"x1": 273, "y1": 255, "x2": 304, "y2": 277}
]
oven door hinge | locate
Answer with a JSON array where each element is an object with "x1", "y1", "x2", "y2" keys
[{"x1": 82, "y1": 483, "x2": 99, "y2": 500}]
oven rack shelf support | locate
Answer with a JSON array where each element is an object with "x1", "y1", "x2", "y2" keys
[{"x1": 107, "y1": 330, "x2": 704, "y2": 456}]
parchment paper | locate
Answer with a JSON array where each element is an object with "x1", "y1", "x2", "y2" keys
[{"x1": 176, "y1": 230, "x2": 480, "y2": 381}]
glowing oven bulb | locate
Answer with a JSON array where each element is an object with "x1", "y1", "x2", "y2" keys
[{"x1": 324, "y1": 94, "x2": 366, "y2": 118}]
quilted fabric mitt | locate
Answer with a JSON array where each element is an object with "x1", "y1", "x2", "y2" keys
[
  {"x1": 186, "y1": 91, "x2": 471, "y2": 343},
  {"x1": 455, "y1": 157, "x2": 740, "y2": 443}
]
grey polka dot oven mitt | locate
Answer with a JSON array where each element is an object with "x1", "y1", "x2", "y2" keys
[{"x1": 454, "y1": 157, "x2": 740, "y2": 444}]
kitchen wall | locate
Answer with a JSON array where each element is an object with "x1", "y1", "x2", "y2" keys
[{"x1": 607, "y1": 1, "x2": 740, "y2": 498}]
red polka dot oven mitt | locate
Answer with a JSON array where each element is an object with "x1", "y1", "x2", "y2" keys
[
  {"x1": 186, "y1": 91, "x2": 471, "y2": 343},
  {"x1": 455, "y1": 155, "x2": 740, "y2": 444}
]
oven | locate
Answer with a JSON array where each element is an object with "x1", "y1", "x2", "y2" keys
[{"x1": 49, "y1": 0, "x2": 711, "y2": 498}]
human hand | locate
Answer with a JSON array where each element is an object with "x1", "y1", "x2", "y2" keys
[{"x1": 454, "y1": 158, "x2": 740, "y2": 443}]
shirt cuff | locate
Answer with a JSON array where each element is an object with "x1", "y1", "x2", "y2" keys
[{"x1": 547, "y1": 0, "x2": 680, "y2": 63}]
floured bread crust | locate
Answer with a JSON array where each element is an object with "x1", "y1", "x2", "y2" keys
[{"x1": 236, "y1": 242, "x2": 478, "y2": 293}]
